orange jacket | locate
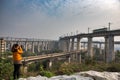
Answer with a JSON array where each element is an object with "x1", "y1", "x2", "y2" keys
[{"x1": 13, "y1": 47, "x2": 23, "y2": 61}]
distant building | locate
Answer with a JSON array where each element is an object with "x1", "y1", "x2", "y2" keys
[{"x1": 0, "y1": 38, "x2": 6, "y2": 54}]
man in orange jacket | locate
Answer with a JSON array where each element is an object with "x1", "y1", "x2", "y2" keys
[{"x1": 11, "y1": 44, "x2": 23, "y2": 80}]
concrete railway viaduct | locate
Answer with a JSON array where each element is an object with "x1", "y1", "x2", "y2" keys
[
  {"x1": 0, "y1": 29, "x2": 120, "y2": 70},
  {"x1": 59, "y1": 29, "x2": 120, "y2": 63}
]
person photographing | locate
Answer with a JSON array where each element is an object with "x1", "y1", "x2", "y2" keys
[{"x1": 11, "y1": 44, "x2": 23, "y2": 79}]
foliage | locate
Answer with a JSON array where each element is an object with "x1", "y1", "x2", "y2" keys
[
  {"x1": 115, "y1": 50, "x2": 120, "y2": 62},
  {"x1": 27, "y1": 61, "x2": 55, "y2": 78},
  {"x1": 58, "y1": 62, "x2": 81, "y2": 75},
  {"x1": 4, "y1": 51, "x2": 13, "y2": 56},
  {"x1": 106, "y1": 63, "x2": 120, "y2": 72},
  {"x1": 26, "y1": 55, "x2": 120, "y2": 77},
  {"x1": 0, "y1": 51, "x2": 12, "y2": 58},
  {"x1": 28, "y1": 63, "x2": 37, "y2": 72},
  {"x1": 15, "y1": 54, "x2": 120, "y2": 78},
  {"x1": 39, "y1": 65, "x2": 55, "y2": 78},
  {"x1": 39, "y1": 70, "x2": 54, "y2": 78},
  {"x1": 84, "y1": 56, "x2": 97, "y2": 65},
  {"x1": 0, "y1": 58, "x2": 13, "y2": 80}
]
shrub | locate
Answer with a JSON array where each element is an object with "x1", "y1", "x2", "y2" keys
[
  {"x1": 40, "y1": 71, "x2": 55, "y2": 78},
  {"x1": 58, "y1": 62, "x2": 80, "y2": 75},
  {"x1": 84, "y1": 57, "x2": 97, "y2": 65},
  {"x1": 28, "y1": 63, "x2": 36, "y2": 72},
  {"x1": 39, "y1": 65, "x2": 55, "y2": 78},
  {"x1": 0, "y1": 58, "x2": 13, "y2": 80},
  {"x1": 107, "y1": 63, "x2": 120, "y2": 72}
]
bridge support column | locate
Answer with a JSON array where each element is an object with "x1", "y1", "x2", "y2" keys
[
  {"x1": 25, "y1": 42, "x2": 28, "y2": 51},
  {"x1": 87, "y1": 37, "x2": 93, "y2": 58},
  {"x1": 66, "y1": 55, "x2": 71, "y2": 63},
  {"x1": 59, "y1": 39, "x2": 67, "y2": 52},
  {"x1": 71, "y1": 38, "x2": 74, "y2": 51},
  {"x1": 99, "y1": 42, "x2": 102, "y2": 54},
  {"x1": 41, "y1": 41, "x2": 44, "y2": 50},
  {"x1": 63, "y1": 40, "x2": 67, "y2": 52},
  {"x1": 66, "y1": 39, "x2": 70, "y2": 52},
  {"x1": 10, "y1": 42, "x2": 14, "y2": 49},
  {"x1": 32, "y1": 42, "x2": 35, "y2": 53},
  {"x1": 71, "y1": 53, "x2": 76, "y2": 61},
  {"x1": 46, "y1": 42, "x2": 49, "y2": 50},
  {"x1": 83, "y1": 42, "x2": 86, "y2": 50},
  {"x1": 47, "y1": 41, "x2": 50, "y2": 50},
  {"x1": 37, "y1": 42, "x2": 40, "y2": 52},
  {"x1": 77, "y1": 38, "x2": 81, "y2": 51},
  {"x1": 44, "y1": 42, "x2": 47, "y2": 50},
  {"x1": 48, "y1": 59, "x2": 52, "y2": 69},
  {"x1": 77, "y1": 53, "x2": 81, "y2": 63},
  {"x1": 105, "y1": 35, "x2": 114, "y2": 63},
  {"x1": 68, "y1": 55, "x2": 71, "y2": 63}
]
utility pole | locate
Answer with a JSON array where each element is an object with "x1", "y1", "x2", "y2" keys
[
  {"x1": 88, "y1": 27, "x2": 90, "y2": 34},
  {"x1": 76, "y1": 30, "x2": 78, "y2": 35},
  {"x1": 67, "y1": 33, "x2": 68, "y2": 36},
  {"x1": 71, "y1": 32, "x2": 73, "y2": 36},
  {"x1": 108, "y1": 22, "x2": 112, "y2": 31}
]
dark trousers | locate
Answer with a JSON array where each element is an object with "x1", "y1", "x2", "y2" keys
[{"x1": 13, "y1": 64, "x2": 21, "y2": 79}]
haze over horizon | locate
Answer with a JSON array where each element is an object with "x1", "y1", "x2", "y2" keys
[{"x1": 0, "y1": 0, "x2": 120, "y2": 40}]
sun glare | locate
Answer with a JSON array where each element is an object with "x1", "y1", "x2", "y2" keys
[{"x1": 99, "y1": 0, "x2": 119, "y2": 9}]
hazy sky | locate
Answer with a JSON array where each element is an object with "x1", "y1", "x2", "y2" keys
[{"x1": 0, "y1": 0, "x2": 120, "y2": 40}]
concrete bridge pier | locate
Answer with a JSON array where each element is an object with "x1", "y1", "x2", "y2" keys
[
  {"x1": 66, "y1": 55, "x2": 71, "y2": 63},
  {"x1": 32, "y1": 42, "x2": 35, "y2": 53},
  {"x1": 87, "y1": 37, "x2": 93, "y2": 58},
  {"x1": 46, "y1": 41, "x2": 50, "y2": 50},
  {"x1": 37, "y1": 41, "x2": 40, "y2": 52},
  {"x1": 82, "y1": 42, "x2": 86, "y2": 50},
  {"x1": 47, "y1": 59, "x2": 53, "y2": 69},
  {"x1": 99, "y1": 42, "x2": 102, "y2": 55},
  {"x1": 44, "y1": 42, "x2": 46, "y2": 50},
  {"x1": 71, "y1": 38, "x2": 74, "y2": 51},
  {"x1": 41, "y1": 41, "x2": 44, "y2": 50},
  {"x1": 10, "y1": 42, "x2": 14, "y2": 49},
  {"x1": 59, "y1": 39, "x2": 70, "y2": 52},
  {"x1": 25, "y1": 42, "x2": 28, "y2": 51},
  {"x1": 47, "y1": 42, "x2": 49, "y2": 50},
  {"x1": 66, "y1": 39, "x2": 70, "y2": 52},
  {"x1": 105, "y1": 35, "x2": 115, "y2": 63},
  {"x1": 62, "y1": 40, "x2": 67, "y2": 52},
  {"x1": 71, "y1": 53, "x2": 80, "y2": 62},
  {"x1": 58, "y1": 40, "x2": 62, "y2": 51},
  {"x1": 75, "y1": 52, "x2": 78, "y2": 61},
  {"x1": 63, "y1": 39, "x2": 68, "y2": 52},
  {"x1": 77, "y1": 53, "x2": 81, "y2": 63},
  {"x1": 45, "y1": 42, "x2": 48, "y2": 50},
  {"x1": 47, "y1": 41, "x2": 50, "y2": 50},
  {"x1": 77, "y1": 37, "x2": 81, "y2": 51},
  {"x1": 71, "y1": 53, "x2": 76, "y2": 61},
  {"x1": 68, "y1": 55, "x2": 71, "y2": 63}
]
